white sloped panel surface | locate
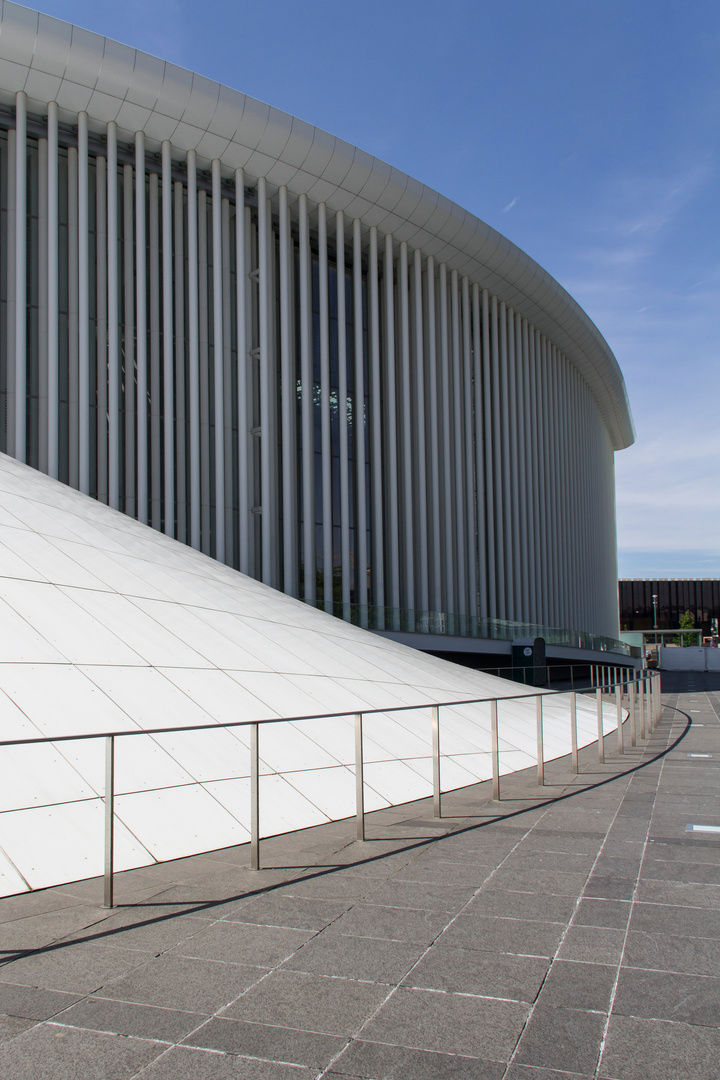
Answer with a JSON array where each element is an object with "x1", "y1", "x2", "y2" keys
[{"x1": 0, "y1": 454, "x2": 625, "y2": 897}]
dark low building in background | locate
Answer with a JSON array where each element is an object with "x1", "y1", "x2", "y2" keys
[{"x1": 619, "y1": 579, "x2": 720, "y2": 635}]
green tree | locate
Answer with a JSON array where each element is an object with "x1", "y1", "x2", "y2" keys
[{"x1": 675, "y1": 610, "x2": 696, "y2": 647}]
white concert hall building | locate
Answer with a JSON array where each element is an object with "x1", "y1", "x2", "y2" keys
[{"x1": 0, "y1": 4, "x2": 637, "y2": 894}]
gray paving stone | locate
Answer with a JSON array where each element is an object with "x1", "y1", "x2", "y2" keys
[
  {"x1": 623, "y1": 928, "x2": 720, "y2": 975},
  {"x1": 629, "y1": 902, "x2": 720, "y2": 938},
  {"x1": 514, "y1": 1004, "x2": 605, "y2": 1073},
  {"x1": 465, "y1": 889, "x2": 576, "y2": 923},
  {"x1": 359, "y1": 986, "x2": 529, "y2": 1060},
  {"x1": 540, "y1": 960, "x2": 616, "y2": 1010},
  {"x1": 219, "y1": 894, "x2": 350, "y2": 930},
  {"x1": 505, "y1": 1066, "x2": 593, "y2": 1080},
  {"x1": 67, "y1": 912, "x2": 212, "y2": 953},
  {"x1": 361, "y1": 879, "x2": 476, "y2": 911},
  {"x1": 135, "y1": 1045, "x2": 313, "y2": 1078},
  {"x1": 613, "y1": 967, "x2": 720, "y2": 1026},
  {"x1": 280, "y1": 931, "x2": 424, "y2": 983},
  {"x1": 0, "y1": 984, "x2": 81, "y2": 1020},
  {"x1": 183, "y1": 1016, "x2": 345, "y2": 1067},
  {"x1": 0, "y1": 1014, "x2": 35, "y2": 1043},
  {"x1": 599, "y1": 1014, "x2": 720, "y2": 1080},
  {"x1": 53, "y1": 995, "x2": 205, "y2": 1041},
  {"x1": 220, "y1": 969, "x2": 389, "y2": 1034},
  {"x1": 0, "y1": 943, "x2": 149, "y2": 994},
  {"x1": 330, "y1": 1039, "x2": 505, "y2": 1079},
  {"x1": 633, "y1": 878, "x2": 720, "y2": 908},
  {"x1": 438, "y1": 913, "x2": 565, "y2": 957},
  {"x1": 323, "y1": 902, "x2": 450, "y2": 944},
  {"x1": 100, "y1": 953, "x2": 263, "y2": 1012},
  {"x1": 583, "y1": 874, "x2": 637, "y2": 900},
  {"x1": 572, "y1": 898, "x2": 631, "y2": 929},
  {"x1": 391, "y1": 859, "x2": 495, "y2": 888},
  {"x1": 557, "y1": 926, "x2": 626, "y2": 965},
  {"x1": 0, "y1": 1023, "x2": 165, "y2": 1079},
  {"x1": 483, "y1": 868, "x2": 590, "y2": 896},
  {"x1": 168, "y1": 919, "x2": 314, "y2": 966},
  {"x1": 402, "y1": 945, "x2": 549, "y2": 1000},
  {"x1": 641, "y1": 859, "x2": 720, "y2": 885}
]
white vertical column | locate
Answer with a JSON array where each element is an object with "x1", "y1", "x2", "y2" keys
[
  {"x1": 472, "y1": 283, "x2": 488, "y2": 619},
  {"x1": 439, "y1": 263, "x2": 454, "y2": 613},
  {"x1": 162, "y1": 142, "x2": 174, "y2": 536},
  {"x1": 107, "y1": 121, "x2": 120, "y2": 510},
  {"x1": 451, "y1": 270, "x2": 466, "y2": 614},
  {"x1": 198, "y1": 190, "x2": 210, "y2": 552},
  {"x1": 96, "y1": 155, "x2": 108, "y2": 503},
  {"x1": 47, "y1": 100, "x2": 59, "y2": 478},
  {"x1": 352, "y1": 219, "x2": 368, "y2": 614},
  {"x1": 517, "y1": 318, "x2": 531, "y2": 622},
  {"x1": 384, "y1": 233, "x2": 400, "y2": 614},
  {"x1": 149, "y1": 173, "x2": 161, "y2": 530},
  {"x1": 368, "y1": 226, "x2": 384, "y2": 612},
  {"x1": 298, "y1": 193, "x2": 315, "y2": 602},
  {"x1": 221, "y1": 196, "x2": 233, "y2": 561},
  {"x1": 38, "y1": 137, "x2": 48, "y2": 473},
  {"x1": 212, "y1": 159, "x2": 225, "y2": 562},
  {"x1": 462, "y1": 276, "x2": 477, "y2": 618},
  {"x1": 399, "y1": 241, "x2": 414, "y2": 612},
  {"x1": 337, "y1": 211, "x2": 351, "y2": 611},
  {"x1": 413, "y1": 248, "x2": 429, "y2": 614},
  {"x1": 490, "y1": 295, "x2": 505, "y2": 620},
  {"x1": 536, "y1": 332, "x2": 550, "y2": 623},
  {"x1": 14, "y1": 91, "x2": 27, "y2": 462},
  {"x1": 426, "y1": 256, "x2": 442, "y2": 614},
  {"x1": 235, "y1": 169, "x2": 249, "y2": 571},
  {"x1": 78, "y1": 112, "x2": 90, "y2": 494},
  {"x1": 187, "y1": 149, "x2": 200, "y2": 548},
  {"x1": 6, "y1": 128, "x2": 16, "y2": 457},
  {"x1": 482, "y1": 289, "x2": 496, "y2": 619},
  {"x1": 258, "y1": 178, "x2": 273, "y2": 583},
  {"x1": 318, "y1": 203, "x2": 332, "y2": 609},
  {"x1": 173, "y1": 179, "x2": 186, "y2": 541},
  {"x1": 123, "y1": 164, "x2": 135, "y2": 515},
  {"x1": 279, "y1": 186, "x2": 296, "y2": 595},
  {"x1": 67, "y1": 147, "x2": 80, "y2": 489},
  {"x1": 135, "y1": 132, "x2": 148, "y2": 523},
  {"x1": 508, "y1": 308, "x2": 522, "y2": 619},
  {"x1": 499, "y1": 301, "x2": 512, "y2": 619}
]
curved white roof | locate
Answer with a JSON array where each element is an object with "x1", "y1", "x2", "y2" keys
[
  {"x1": 0, "y1": 1, "x2": 633, "y2": 449},
  {"x1": 0, "y1": 453, "x2": 619, "y2": 896}
]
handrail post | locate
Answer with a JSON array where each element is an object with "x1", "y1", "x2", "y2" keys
[
  {"x1": 355, "y1": 712, "x2": 365, "y2": 841},
  {"x1": 570, "y1": 692, "x2": 578, "y2": 774},
  {"x1": 103, "y1": 735, "x2": 115, "y2": 908},
  {"x1": 432, "y1": 705, "x2": 441, "y2": 818},
  {"x1": 570, "y1": 665, "x2": 574, "y2": 690},
  {"x1": 596, "y1": 686, "x2": 604, "y2": 763},
  {"x1": 250, "y1": 722, "x2": 260, "y2": 869},
  {"x1": 536, "y1": 695, "x2": 544, "y2": 786},
  {"x1": 639, "y1": 675, "x2": 646, "y2": 740},
  {"x1": 491, "y1": 698, "x2": 500, "y2": 800},
  {"x1": 616, "y1": 683, "x2": 624, "y2": 754},
  {"x1": 629, "y1": 680, "x2": 637, "y2": 746}
]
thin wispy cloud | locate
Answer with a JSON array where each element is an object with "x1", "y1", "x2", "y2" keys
[{"x1": 502, "y1": 196, "x2": 518, "y2": 213}]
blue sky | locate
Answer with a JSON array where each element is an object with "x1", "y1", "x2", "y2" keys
[{"x1": 29, "y1": 0, "x2": 720, "y2": 579}]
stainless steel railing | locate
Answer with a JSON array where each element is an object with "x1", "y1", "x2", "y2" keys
[{"x1": 0, "y1": 666, "x2": 661, "y2": 908}]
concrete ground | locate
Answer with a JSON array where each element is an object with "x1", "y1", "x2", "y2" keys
[{"x1": 0, "y1": 679, "x2": 718, "y2": 1079}]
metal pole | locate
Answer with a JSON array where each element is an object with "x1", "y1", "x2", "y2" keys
[
  {"x1": 491, "y1": 699, "x2": 500, "y2": 800},
  {"x1": 570, "y1": 665, "x2": 574, "y2": 690},
  {"x1": 596, "y1": 687, "x2": 604, "y2": 763},
  {"x1": 250, "y1": 723, "x2": 259, "y2": 870},
  {"x1": 639, "y1": 676, "x2": 646, "y2": 740},
  {"x1": 355, "y1": 713, "x2": 365, "y2": 841},
  {"x1": 629, "y1": 681, "x2": 636, "y2": 746},
  {"x1": 570, "y1": 692, "x2": 578, "y2": 774},
  {"x1": 616, "y1": 684, "x2": 624, "y2": 754},
  {"x1": 432, "y1": 705, "x2": 441, "y2": 818},
  {"x1": 103, "y1": 736, "x2": 115, "y2": 908},
  {"x1": 536, "y1": 696, "x2": 544, "y2": 786}
]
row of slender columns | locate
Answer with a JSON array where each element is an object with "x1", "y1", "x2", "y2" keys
[{"x1": 2, "y1": 95, "x2": 622, "y2": 639}]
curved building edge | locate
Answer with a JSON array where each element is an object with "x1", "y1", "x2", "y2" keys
[{"x1": 0, "y1": 1, "x2": 632, "y2": 641}]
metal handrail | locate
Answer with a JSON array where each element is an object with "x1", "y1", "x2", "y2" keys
[{"x1": 1, "y1": 666, "x2": 662, "y2": 908}]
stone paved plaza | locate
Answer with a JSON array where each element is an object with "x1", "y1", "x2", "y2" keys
[{"x1": 1, "y1": 678, "x2": 719, "y2": 1079}]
